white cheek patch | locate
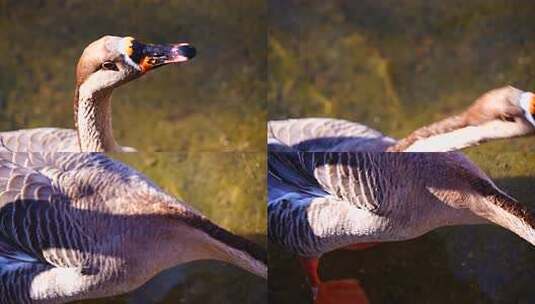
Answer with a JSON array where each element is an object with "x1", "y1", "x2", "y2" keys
[
  {"x1": 519, "y1": 92, "x2": 535, "y2": 127},
  {"x1": 116, "y1": 37, "x2": 141, "y2": 71}
]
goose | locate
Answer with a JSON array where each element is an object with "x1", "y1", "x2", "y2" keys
[
  {"x1": 268, "y1": 151, "x2": 535, "y2": 304},
  {"x1": 0, "y1": 35, "x2": 196, "y2": 152},
  {"x1": 0, "y1": 151, "x2": 266, "y2": 303},
  {"x1": 268, "y1": 86, "x2": 535, "y2": 153},
  {"x1": 267, "y1": 86, "x2": 535, "y2": 304}
]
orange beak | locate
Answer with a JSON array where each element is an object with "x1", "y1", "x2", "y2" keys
[{"x1": 519, "y1": 92, "x2": 535, "y2": 127}]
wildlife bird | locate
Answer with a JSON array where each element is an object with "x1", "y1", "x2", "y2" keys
[
  {"x1": 268, "y1": 86, "x2": 535, "y2": 153},
  {"x1": 268, "y1": 151, "x2": 535, "y2": 304},
  {"x1": 267, "y1": 86, "x2": 535, "y2": 303},
  {"x1": 0, "y1": 152, "x2": 266, "y2": 303},
  {"x1": 0, "y1": 35, "x2": 196, "y2": 152}
]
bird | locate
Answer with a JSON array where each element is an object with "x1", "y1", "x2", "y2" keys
[
  {"x1": 267, "y1": 86, "x2": 535, "y2": 304},
  {"x1": 0, "y1": 151, "x2": 266, "y2": 303},
  {"x1": 268, "y1": 151, "x2": 535, "y2": 304},
  {"x1": 268, "y1": 86, "x2": 535, "y2": 153},
  {"x1": 0, "y1": 35, "x2": 197, "y2": 152}
]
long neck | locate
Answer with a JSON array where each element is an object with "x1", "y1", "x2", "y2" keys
[
  {"x1": 388, "y1": 115, "x2": 533, "y2": 152},
  {"x1": 148, "y1": 204, "x2": 267, "y2": 279},
  {"x1": 178, "y1": 214, "x2": 267, "y2": 279},
  {"x1": 387, "y1": 113, "x2": 469, "y2": 152},
  {"x1": 469, "y1": 180, "x2": 535, "y2": 245},
  {"x1": 446, "y1": 168, "x2": 535, "y2": 246},
  {"x1": 395, "y1": 120, "x2": 532, "y2": 152},
  {"x1": 74, "y1": 85, "x2": 119, "y2": 152}
]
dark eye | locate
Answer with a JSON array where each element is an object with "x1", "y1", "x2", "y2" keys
[
  {"x1": 101, "y1": 61, "x2": 118, "y2": 71},
  {"x1": 501, "y1": 115, "x2": 516, "y2": 122}
]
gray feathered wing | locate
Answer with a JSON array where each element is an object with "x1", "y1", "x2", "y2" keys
[
  {"x1": 0, "y1": 152, "x2": 100, "y2": 302},
  {"x1": 268, "y1": 118, "x2": 395, "y2": 152},
  {"x1": 0, "y1": 128, "x2": 80, "y2": 152}
]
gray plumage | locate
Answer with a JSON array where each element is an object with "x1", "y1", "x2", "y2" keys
[
  {"x1": 1, "y1": 35, "x2": 197, "y2": 153},
  {"x1": 0, "y1": 128, "x2": 80, "y2": 152},
  {"x1": 268, "y1": 118, "x2": 395, "y2": 152},
  {"x1": 269, "y1": 87, "x2": 535, "y2": 153},
  {"x1": 268, "y1": 151, "x2": 535, "y2": 257},
  {"x1": 267, "y1": 87, "x2": 535, "y2": 258},
  {"x1": 0, "y1": 151, "x2": 266, "y2": 303}
]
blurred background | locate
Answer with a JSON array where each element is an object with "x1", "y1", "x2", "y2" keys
[
  {"x1": 0, "y1": 0, "x2": 266, "y2": 152},
  {"x1": 79, "y1": 152, "x2": 266, "y2": 304},
  {"x1": 268, "y1": 1, "x2": 535, "y2": 303},
  {"x1": 268, "y1": 0, "x2": 535, "y2": 153}
]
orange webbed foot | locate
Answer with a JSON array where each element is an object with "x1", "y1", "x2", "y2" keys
[{"x1": 315, "y1": 279, "x2": 369, "y2": 304}]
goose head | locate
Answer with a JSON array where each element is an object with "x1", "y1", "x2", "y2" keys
[
  {"x1": 390, "y1": 86, "x2": 535, "y2": 152},
  {"x1": 464, "y1": 86, "x2": 535, "y2": 128},
  {"x1": 76, "y1": 35, "x2": 196, "y2": 95},
  {"x1": 73, "y1": 35, "x2": 196, "y2": 152}
]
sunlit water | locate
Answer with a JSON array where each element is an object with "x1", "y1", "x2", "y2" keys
[{"x1": 268, "y1": 1, "x2": 535, "y2": 303}]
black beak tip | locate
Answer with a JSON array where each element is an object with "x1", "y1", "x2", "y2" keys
[{"x1": 178, "y1": 45, "x2": 196, "y2": 59}]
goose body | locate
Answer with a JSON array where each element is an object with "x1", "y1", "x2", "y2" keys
[
  {"x1": 0, "y1": 128, "x2": 80, "y2": 153},
  {"x1": 268, "y1": 118, "x2": 395, "y2": 153},
  {"x1": 0, "y1": 152, "x2": 266, "y2": 303},
  {"x1": 268, "y1": 151, "x2": 534, "y2": 256},
  {"x1": 268, "y1": 86, "x2": 535, "y2": 302},
  {"x1": 268, "y1": 150, "x2": 534, "y2": 303},
  {"x1": 1, "y1": 35, "x2": 196, "y2": 152}
]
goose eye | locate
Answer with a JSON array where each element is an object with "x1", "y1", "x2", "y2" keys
[
  {"x1": 501, "y1": 115, "x2": 516, "y2": 122},
  {"x1": 101, "y1": 61, "x2": 118, "y2": 71}
]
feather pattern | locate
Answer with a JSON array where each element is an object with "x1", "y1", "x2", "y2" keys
[
  {"x1": 0, "y1": 129, "x2": 80, "y2": 153},
  {"x1": 268, "y1": 118, "x2": 395, "y2": 152},
  {"x1": 0, "y1": 152, "x2": 161, "y2": 303},
  {"x1": 268, "y1": 151, "x2": 535, "y2": 257},
  {"x1": 0, "y1": 150, "x2": 266, "y2": 303}
]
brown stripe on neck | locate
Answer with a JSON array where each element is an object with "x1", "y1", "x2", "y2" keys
[
  {"x1": 458, "y1": 169, "x2": 535, "y2": 230},
  {"x1": 182, "y1": 214, "x2": 267, "y2": 265},
  {"x1": 73, "y1": 86, "x2": 83, "y2": 151},
  {"x1": 388, "y1": 114, "x2": 468, "y2": 152},
  {"x1": 158, "y1": 203, "x2": 267, "y2": 265},
  {"x1": 73, "y1": 86, "x2": 80, "y2": 129}
]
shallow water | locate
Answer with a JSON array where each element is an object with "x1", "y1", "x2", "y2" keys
[
  {"x1": 74, "y1": 152, "x2": 267, "y2": 304},
  {"x1": 0, "y1": 0, "x2": 266, "y2": 152},
  {"x1": 268, "y1": 1, "x2": 535, "y2": 303}
]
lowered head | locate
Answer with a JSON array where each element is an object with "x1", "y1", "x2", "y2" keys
[
  {"x1": 463, "y1": 86, "x2": 535, "y2": 127},
  {"x1": 390, "y1": 86, "x2": 535, "y2": 152}
]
